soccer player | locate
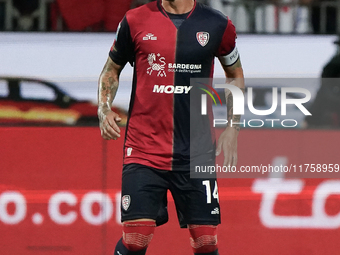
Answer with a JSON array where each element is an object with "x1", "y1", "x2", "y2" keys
[{"x1": 98, "y1": 0, "x2": 244, "y2": 254}]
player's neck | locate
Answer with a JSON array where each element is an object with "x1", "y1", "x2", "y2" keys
[{"x1": 161, "y1": 0, "x2": 195, "y2": 14}]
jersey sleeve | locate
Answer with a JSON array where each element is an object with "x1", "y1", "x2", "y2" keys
[
  {"x1": 109, "y1": 16, "x2": 134, "y2": 66},
  {"x1": 216, "y1": 18, "x2": 239, "y2": 66}
]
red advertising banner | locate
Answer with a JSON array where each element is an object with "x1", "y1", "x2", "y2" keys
[{"x1": 0, "y1": 127, "x2": 340, "y2": 255}]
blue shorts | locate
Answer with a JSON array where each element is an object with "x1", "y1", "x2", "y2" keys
[{"x1": 120, "y1": 163, "x2": 221, "y2": 228}]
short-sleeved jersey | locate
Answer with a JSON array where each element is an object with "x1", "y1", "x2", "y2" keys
[{"x1": 110, "y1": 0, "x2": 238, "y2": 171}]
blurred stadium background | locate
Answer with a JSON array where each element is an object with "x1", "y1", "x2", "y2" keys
[{"x1": 0, "y1": 0, "x2": 340, "y2": 254}]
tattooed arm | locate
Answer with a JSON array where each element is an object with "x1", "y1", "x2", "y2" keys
[
  {"x1": 216, "y1": 58, "x2": 245, "y2": 166},
  {"x1": 98, "y1": 57, "x2": 124, "y2": 140},
  {"x1": 224, "y1": 58, "x2": 245, "y2": 131}
]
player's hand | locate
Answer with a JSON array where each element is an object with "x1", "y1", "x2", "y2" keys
[
  {"x1": 99, "y1": 110, "x2": 122, "y2": 140},
  {"x1": 216, "y1": 126, "x2": 239, "y2": 166}
]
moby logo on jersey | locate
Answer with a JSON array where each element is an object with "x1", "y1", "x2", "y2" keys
[{"x1": 153, "y1": 85, "x2": 193, "y2": 94}]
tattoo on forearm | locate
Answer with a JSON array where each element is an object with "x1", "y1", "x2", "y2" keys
[
  {"x1": 226, "y1": 88, "x2": 242, "y2": 131},
  {"x1": 223, "y1": 58, "x2": 245, "y2": 131},
  {"x1": 98, "y1": 61, "x2": 119, "y2": 122}
]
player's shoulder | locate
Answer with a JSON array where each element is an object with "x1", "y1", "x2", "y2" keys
[
  {"x1": 195, "y1": 2, "x2": 229, "y2": 23},
  {"x1": 125, "y1": 1, "x2": 157, "y2": 22}
]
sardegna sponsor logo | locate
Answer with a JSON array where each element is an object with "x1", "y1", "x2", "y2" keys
[{"x1": 146, "y1": 52, "x2": 202, "y2": 77}]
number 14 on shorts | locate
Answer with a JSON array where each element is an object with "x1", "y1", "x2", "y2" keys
[{"x1": 202, "y1": 180, "x2": 219, "y2": 204}]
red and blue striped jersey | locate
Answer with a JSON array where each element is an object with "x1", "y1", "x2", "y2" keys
[{"x1": 109, "y1": 0, "x2": 238, "y2": 171}]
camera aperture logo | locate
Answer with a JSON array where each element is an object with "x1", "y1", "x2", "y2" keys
[
  {"x1": 200, "y1": 83, "x2": 312, "y2": 128},
  {"x1": 198, "y1": 82, "x2": 223, "y2": 113}
]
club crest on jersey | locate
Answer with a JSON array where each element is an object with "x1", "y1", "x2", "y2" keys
[
  {"x1": 122, "y1": 195, "x2": 131, "y2": 211},
  {"x1": 196, "y1": 32, "x2": 210, "y2": 47}
]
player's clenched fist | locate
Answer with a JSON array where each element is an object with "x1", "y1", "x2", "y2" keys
[{"x1": 99, "y1": 110, "x2": 121, "y2": 140}]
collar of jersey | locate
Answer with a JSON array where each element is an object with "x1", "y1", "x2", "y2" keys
[{"x1": 157, "y1": 0, "x2": 197, "y2": 19}]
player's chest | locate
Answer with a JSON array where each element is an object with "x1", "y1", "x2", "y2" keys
[{"x1": 132, "y1": 19, "x2": 221, "y2": 62}]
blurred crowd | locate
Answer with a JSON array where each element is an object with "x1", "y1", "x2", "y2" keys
[
  {"x1": 302, "y1": 0, "x2": 338, "y2": 34},
  {"x1": 0, "y1": 0, "x2": 338, "y2": 34}
]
